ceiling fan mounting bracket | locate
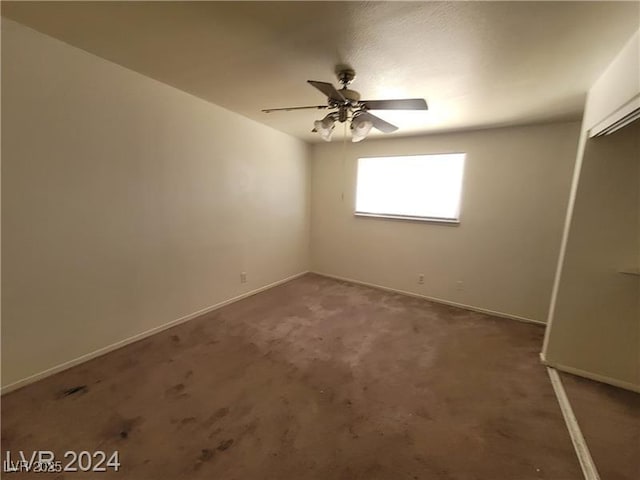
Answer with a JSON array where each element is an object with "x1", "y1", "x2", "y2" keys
[{"x1": 337, "y1": 68, "x2": 356, "y2": 88}]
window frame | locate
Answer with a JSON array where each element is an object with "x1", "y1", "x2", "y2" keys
[{"x1": 353, "y1": 152, "x2": 466, "y2": 225}]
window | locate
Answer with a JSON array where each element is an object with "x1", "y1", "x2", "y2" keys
[{"x1": 355, "y1": 153, "x2": 466, "y2": 223}]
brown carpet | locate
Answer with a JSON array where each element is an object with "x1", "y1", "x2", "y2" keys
[
  {"x1": 560, "y1": 372, "x2": 640, "y2": 480},
  {"x1": 1, "y1": 274, "x2": 582, "y2": 479}
]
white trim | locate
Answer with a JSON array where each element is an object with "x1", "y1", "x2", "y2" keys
[
  {"x1": 589, "y1": 94, "x2": 640, "y2": 138},
  {"x1": 1, "y1": 271, "x2": 309, "y2": 395},
  {"x1": 541, "y1": 354, "x2": 640, "y2": 394},
  {"x1": 312, "y1": 271, "x2": 544, "y2": 326},
  {"x1": 547, "y1": 367, "x2": 601, "y2": 480},
  {"x1": 354, "y1": 212, "x2": 460, "y2": 225}
]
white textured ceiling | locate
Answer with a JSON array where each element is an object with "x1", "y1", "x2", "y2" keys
[{"x1": 3, "y1": 1, "x2": 639, "y2": 142}]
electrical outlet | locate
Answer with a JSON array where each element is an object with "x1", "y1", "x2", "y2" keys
[
  {"x1": 418, "y1": 274, "x2": 425, "y2": 285},
  {"x1": 240, "y1": 272, "x2": 247, "y2": 284},
  {"x1": 456, "y1": 280, "x2": 463, "y2": 291}
]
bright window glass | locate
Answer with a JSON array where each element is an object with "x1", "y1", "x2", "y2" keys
[{"x1": 355, "y1": 153, "x2": 466, "y2": 221}]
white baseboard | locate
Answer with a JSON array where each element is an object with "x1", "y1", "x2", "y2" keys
[
  {"x1": 1, "y1": 271, "x2": 309, "y2": 395},
  {"x1": 547, "y1": 367, "x2": 601, "y2": 480},
  {"x1": 540, "y1": 354, "x2": 640, "y2": 394},
  {"x1": 311, "y1": 271, "x2": 545, "y2": 326}
]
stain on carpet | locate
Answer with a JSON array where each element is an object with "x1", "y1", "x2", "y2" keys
[{"x1": 60, "y1": 385, "x2": 88, "y2": 398}]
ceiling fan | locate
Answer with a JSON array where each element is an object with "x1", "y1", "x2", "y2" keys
[{"x1": 262, "y1": 67, "x2": 428, "y2": 142}]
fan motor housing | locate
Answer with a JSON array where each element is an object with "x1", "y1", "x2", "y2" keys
[{"x1": 340, "y1": 88, "x2": 361, "y2": 103}]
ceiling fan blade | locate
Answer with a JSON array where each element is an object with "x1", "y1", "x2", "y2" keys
[
  {"x1": 307, "y1": 80, "x2": 346, "y2": 102},
  {"x1": 361, "y1": 98, "x2": 428, "y2": 110},
  {"x1": 357, "y1": 111, "x2": 399, "y2": 133},
  {"x1": 262, "y1": 105, "x2": 328, "y2": 113}
]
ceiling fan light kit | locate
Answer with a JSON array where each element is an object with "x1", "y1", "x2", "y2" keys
[
  {"x1": 262, "y1": 67, "x2": 428, "y2": 142},
  {"x1": 313, "y1": 114, "x2": 337, "y2": 142},
  {"x1": 351, "y1": 114, "x2": 373, "y2": 143}
]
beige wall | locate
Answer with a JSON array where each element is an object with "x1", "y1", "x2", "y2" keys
[
  {"x1": 543, "y1": 123, "x2": 639, "y2": 388},
  {"x1": 310, "y1": 122, "x2": 580, "y2": 322},
  {"x1": 1, "y1": 19, "x2": 310, "y2": 389}
]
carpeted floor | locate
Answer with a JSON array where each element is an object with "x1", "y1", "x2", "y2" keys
[
  {"x1": 1, "y1": 274, "x2": 583, "y2": 479},
  {"x1": 560, "y1": 372, "x2": 640, "y2": 480}
]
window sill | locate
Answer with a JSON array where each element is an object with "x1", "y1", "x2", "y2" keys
[{"x1": 354, "y1": 212, "x2": 460, "y2": 225}]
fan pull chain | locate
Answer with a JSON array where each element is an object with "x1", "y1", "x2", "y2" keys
[{"x1": 341, "y1": 121, "x2": 347, "y2": 202}]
